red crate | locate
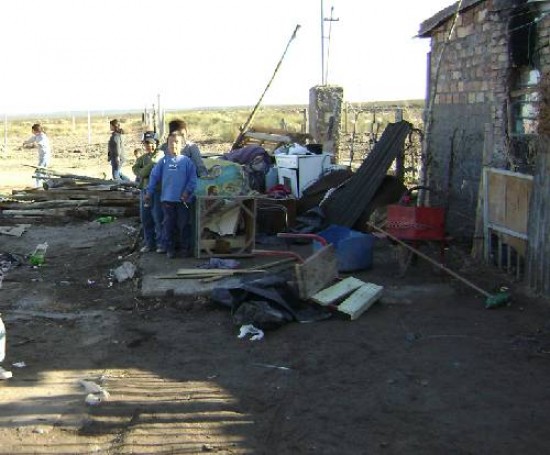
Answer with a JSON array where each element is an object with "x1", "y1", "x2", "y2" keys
[{"x1": 386, "y1": 205, "x2": 446, "y2": 241}]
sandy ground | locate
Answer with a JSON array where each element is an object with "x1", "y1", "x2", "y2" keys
[{"x1": 1, "y1": 147, "x2": 550, "y2": 454}]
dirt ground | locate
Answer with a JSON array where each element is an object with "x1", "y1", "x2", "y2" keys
[{"x1": 1, "y1": 146, "x2": 550, "y2": 454}]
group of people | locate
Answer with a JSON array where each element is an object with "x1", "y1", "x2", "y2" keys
[
  {"x1": 127, "y1": 119, "x2": 208, "y2": 259},
  {"x1": 22, "y1": 118, "x2": 206, "y2": 259}
]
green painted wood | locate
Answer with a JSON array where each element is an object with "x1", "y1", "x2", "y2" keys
[
  {"x1": 338, "y1": 283, "x2": 384, "y2": 320},
  {"x1": 310, "y1": 277, "x2": 365, "y2": 306}
]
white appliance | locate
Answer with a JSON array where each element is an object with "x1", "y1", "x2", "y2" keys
[{"x1": 275, "y1": 154, "x2": 331, "y2": 198}]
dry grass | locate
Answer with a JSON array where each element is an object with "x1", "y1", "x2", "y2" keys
[{"x1": 0, "y1": 103, "x2": 424, "y2": 194}]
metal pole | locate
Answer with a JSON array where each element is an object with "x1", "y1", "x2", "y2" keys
[
  {"x1": 232, "y1": 25, "x2": 301, "y2": 149},
  {"x1": 157, "y1": 93, "x2": 163, "y2": 139},
  {"x1": 321, "y1": 0, "x2": 325, "y2": 85},
  {"x1": 324, "y1": 6, "x2": 339, "y2": 85}
]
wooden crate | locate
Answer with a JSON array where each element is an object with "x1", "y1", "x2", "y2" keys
[{"x1": 194, "y1": 196, "x2": 257, "y2": 258}]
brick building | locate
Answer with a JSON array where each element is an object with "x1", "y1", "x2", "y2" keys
[{"x1": 419, "y1": 0, "x2": 550, "y2": 294}]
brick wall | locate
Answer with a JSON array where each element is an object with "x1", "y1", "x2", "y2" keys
[{"x1": 424, "y1": 0, "x2": 520, "y2": 237}]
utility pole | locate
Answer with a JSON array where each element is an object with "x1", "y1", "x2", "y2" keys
[
  {"x1": 321, "y1": 0, "x2": 325, "y2": 85},
  {"x1": 320, "y1": 0, "x2": 339, "y2": 85}
]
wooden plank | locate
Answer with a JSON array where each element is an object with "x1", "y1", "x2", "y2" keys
[
  {"x1": 338, "y1": 283, "x2": 384, "y2": 320},
  {"x1": 176, "y1": 268, "x2": 262, "y2": 275},
  {"x1": 310, "y1": 277, "x2": 365, "y2": 306},
  {"x1": 487, "y1": 172, "x2": 506, "y2": 226},
  {"x1": 10, "y1": 190, "x2": 137, "y2": 201},
  {"x1": 0, "y1": 224, "x2": 32, "y2": 237},
  {"x1": 505, "y1": 176, "x2": 531, "y2": 235},
  {"x1": 486, "y1": 168, "x2": 534, "y2": 180},
  {"x1": 295, "y1": 245, "x2": 338, "y2": 299}
]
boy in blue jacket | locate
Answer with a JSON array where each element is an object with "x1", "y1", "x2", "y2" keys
[{"x1": 145, "y1": 132, "x2": 197, "y2": 259}]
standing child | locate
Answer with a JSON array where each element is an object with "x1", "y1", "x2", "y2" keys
[
  {"x1": 132, "y1": 136, "x2": 163, "y2": 252},
  {"x1": 107, "y1": 119, "x2": 129, "y2": 181},
  {"x1": 159, "y1": 119, "x2": 208, "y2": 177},
  {"x1": 22, "y1": 123, "x2": 51, "y2": 188},
  {"x1": 145, "y1": 132, "x2": 197, "y2": 259}
]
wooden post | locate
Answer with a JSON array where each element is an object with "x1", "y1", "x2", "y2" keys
[
  {"x1": 526, "y1": 136, "x2": 550, "y2": 295},
  {"x1": 394, "y1": 109, "x2": 405, "y2": 182},
  {"x1": 87, "y1": 111, "x2": 92, "y2": 145},
  {"x1": 471, "y1": 123, "x2": 494, "y2": 260},
  {"x1": 3, "y1": 113, "x2": 7, "y2": 154},
  {"x1": 344, "y1": 103, "x2": 348, "y2": 134},
  {"x1": 301, "y1": 109, "x2": 308, "y2": 134}
]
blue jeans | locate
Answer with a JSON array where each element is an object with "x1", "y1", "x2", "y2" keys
[
  {"x1": 140, "y1": 191, "x2": 164, "y2": 249},
  {"x1": 110, "y1": 160, "x2": 130, "y2": 181},
  {"x1": 36, "y1": 153, "x2": 50, "y2": 188},
  {"x1": 150, "y1": 191, "x2": 164, "y2": 248},
  {"x1": 162, "y1": 202, "x2": 190, "y2": 255}
]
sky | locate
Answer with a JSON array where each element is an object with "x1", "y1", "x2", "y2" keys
[{"x1": 0, "y1": 0, "x2": 454, "y2": 115}]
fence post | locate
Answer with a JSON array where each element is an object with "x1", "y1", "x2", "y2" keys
[
  {"x1": 394, "y1": 108, "x2": 405, "y2": 182},
  {"x1": 87, "y1": 111, "x2": 92, "y2": 145},
  {"x1": 3, "y1": 113, "x2": 7, "y2": 154}
]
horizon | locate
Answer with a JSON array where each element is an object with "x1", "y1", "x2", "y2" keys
[{"x1": 4, "y1": 98, "x2": 426, "y2": 120}]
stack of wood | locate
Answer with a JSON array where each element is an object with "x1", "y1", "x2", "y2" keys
[{"x1": 0, "y1": 168, "x2": 139, "y2": 222}]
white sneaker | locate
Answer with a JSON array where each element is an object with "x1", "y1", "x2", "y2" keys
[
  {"x1": 156, "y1": 247, "x2": 166, "y2": 254},
  {"x1": 140, "y1": 245, "x2": 151, "y2": 253}
]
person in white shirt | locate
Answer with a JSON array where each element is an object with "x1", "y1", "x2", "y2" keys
[{"x1": 22, "y1": 123, "x2": 52, "y2": 188}]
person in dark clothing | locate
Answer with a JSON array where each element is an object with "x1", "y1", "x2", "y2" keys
[
  {"x1": 133, "y1": 137, "x2": 163, "y2": 253},
  {"x1": 107, "y1": 119, "x2": 129, "y2": 181},
  {"x1": 159, "y1": 119, "x2": 208, "y2": 177}
]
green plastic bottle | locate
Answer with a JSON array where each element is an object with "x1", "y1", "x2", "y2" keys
[
  {"x1": 29, "y1": 242, "x2": 48, "y2": 266},
  {"x1": 96, "y1": 216, "x2": 116, "y2": 224}
]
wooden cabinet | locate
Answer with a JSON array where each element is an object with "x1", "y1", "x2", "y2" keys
[{"x1": 194, "y1": 196, "x2": 256, "y2": 258}]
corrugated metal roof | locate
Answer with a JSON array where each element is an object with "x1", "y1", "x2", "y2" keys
[
  {"x1": 418, "y1": 0, "x2": 485, "y2": 37},
  {"x1": 322, "y1": 121, "x2": 412, "y2": 228},
  {"x1": 418, "y1": 0, "x2": 530, "y2": 37}
]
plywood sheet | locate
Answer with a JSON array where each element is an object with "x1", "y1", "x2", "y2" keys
[
  {"x1": 505, "y1": 177, "x2": 531, "y2": 235},
  {"x1": 338, "y1": 283, "x2": 384, "y2": 320},
  {"x1": 295, "y1": 245, "x2": 338, "y2": 300},
  {"x1": 310, "y1": 277, "x2": 365, "y2": 306}
]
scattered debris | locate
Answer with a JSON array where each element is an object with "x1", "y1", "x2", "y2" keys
[
  {"x1": 0, "y1": 367, "x2": 12, "y2": 380},
  {"x1": 113, "y1": 261, "x2": 137, "y2": 283},
  {"x1": 79, "y1": 379, "x2": 110, "y2": 405},
  {"x1": 252, "y1": 363, "x2": 292, "y2": 371},
  {"x1": 0, "y1": 253, "x2": 22, "y2": 289},
  {"x1": 197, "y1": 258, "x2": 241, "y2": 269},
  {"x1": 0, "y1": 224, "x2": 31, "y2": 237},
  {"x1": 238, "y1": 324, "x2": 265, "y2": 341}
]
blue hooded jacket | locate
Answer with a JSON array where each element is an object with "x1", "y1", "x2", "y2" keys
[{"x1": 147, "y1": 154, "x2": 197, "y2": 202}]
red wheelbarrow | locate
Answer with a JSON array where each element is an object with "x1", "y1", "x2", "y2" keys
[{"x1": 385, "y1": 186, "x2": 448, "y2": 274}]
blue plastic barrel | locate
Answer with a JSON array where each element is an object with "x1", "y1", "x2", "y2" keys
[{"x1": 313, "y1": 225, "x2": 374, "y2": 272}]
